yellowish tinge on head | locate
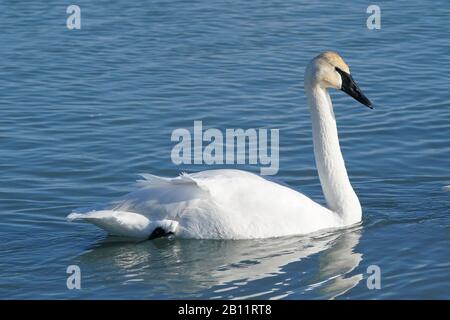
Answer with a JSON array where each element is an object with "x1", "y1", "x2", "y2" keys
[{"x1": 317, "y1": 51, "x2": 350, "y2": 74}]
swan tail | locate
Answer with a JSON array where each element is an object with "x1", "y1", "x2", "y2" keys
[{"x1": 67, "y1": 210, "x2": 179, "y2": 239}]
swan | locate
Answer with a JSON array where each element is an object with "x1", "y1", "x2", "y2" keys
[{"x1": 68, "y1": 51, "x2": 373, "y2": 240}]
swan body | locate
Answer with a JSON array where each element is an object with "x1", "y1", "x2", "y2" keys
[{"x1": 68, "y1": 51, "x2": 372, "y2": 240}]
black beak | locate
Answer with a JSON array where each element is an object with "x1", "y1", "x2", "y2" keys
[{"x1": 335, "y1": 67, "x2": 373, "y2": 109}]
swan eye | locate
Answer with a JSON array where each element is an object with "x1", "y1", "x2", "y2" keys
[{"x1": 335, "y1": 66, "x2": 345, "y2": 74}]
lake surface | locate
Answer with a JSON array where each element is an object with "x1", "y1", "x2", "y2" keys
[{"x1": 1, "y1": 0, "x2": 449, "y2": 299}]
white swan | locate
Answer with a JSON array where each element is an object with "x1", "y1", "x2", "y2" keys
[{"x1": 68, "y1": 51, "x2": 373, "y2": 240}]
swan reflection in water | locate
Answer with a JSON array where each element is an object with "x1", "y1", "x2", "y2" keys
[{"x1": 76, "y1": 227, "x2": 363, "y2": 299}]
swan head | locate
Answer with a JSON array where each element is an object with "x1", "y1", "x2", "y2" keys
[{"x1": 305, "y1": 51, "x2": 372, "y2": 109}]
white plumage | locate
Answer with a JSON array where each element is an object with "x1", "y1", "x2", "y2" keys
[{"x1": 68, "y1": 51, "x2": 371, "y2": 239}]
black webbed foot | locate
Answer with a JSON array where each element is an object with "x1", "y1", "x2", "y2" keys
[{"x1": 148, "y1": 227, "x2": 174, "y2": 240}]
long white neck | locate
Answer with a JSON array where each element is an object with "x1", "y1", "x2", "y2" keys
[{"x1": 305, "y1": 83, "x2": 361, "y2": 224}]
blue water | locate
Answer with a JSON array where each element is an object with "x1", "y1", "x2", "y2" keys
[{"x1": 1, "y1": 0, "x2": 449, "y2": 299}]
